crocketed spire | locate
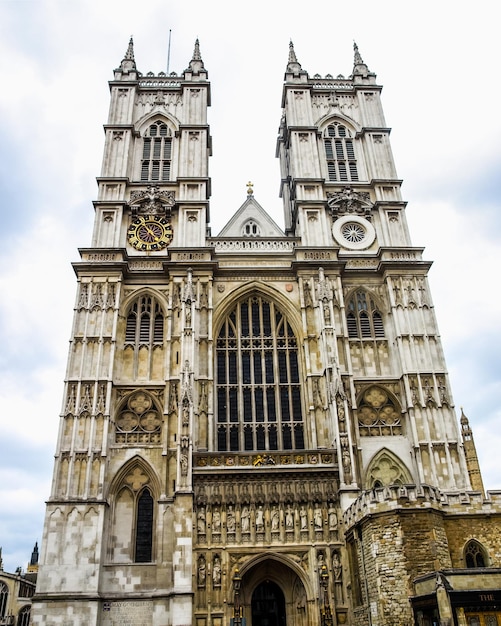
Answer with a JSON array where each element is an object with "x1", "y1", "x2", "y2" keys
[
  {"x1": 286, "y1": 40, "x2": 302, "y2": 74},
  {"x1": 187, "y1": 38, "x2": 206, "y2": 74},
  {"x1": 118, "y1": 36, "x2": 136, "y2": 72}
]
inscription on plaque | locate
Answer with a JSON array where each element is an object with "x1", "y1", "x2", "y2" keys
[{"x1": 101, "y1": 600, "x2": 153, "y2": 625}]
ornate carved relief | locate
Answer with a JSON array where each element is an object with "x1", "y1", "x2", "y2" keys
[
  {"x1": 129, "y1": 185, "x2": 175, "y2": 217},
  {"x1": 327, "y1": 186, "x2": 373, "y2": 221}
]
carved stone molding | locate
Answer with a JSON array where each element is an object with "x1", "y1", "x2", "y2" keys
[{"x1": 129, "y1": 185, "x2": 175, "y2": 217}]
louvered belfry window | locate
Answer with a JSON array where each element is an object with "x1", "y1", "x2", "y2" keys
[
  {"x1": 141, "y1": 121, "x2": 172, "y2": 182},
  {"x1": 125, "y1": 296, "x2": 164, "y2": 346},
  {"x1": 346, "y1": 291, "x2": 384, "y2": 339},
  {"x1": 324, "y1": 123, "x2": 359, "y2": 182},
  {"x1": 216, "y1": 295, "x2": 304, "y2": 452}
]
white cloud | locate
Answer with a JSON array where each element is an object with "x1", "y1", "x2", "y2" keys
[{"x1": 0, "y1": 0, "x2": 500, "y2": 573}]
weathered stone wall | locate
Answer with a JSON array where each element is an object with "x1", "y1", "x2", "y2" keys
[
  {"x1": 400, "y1": 509, "x2": 452, "y2": 577},
  {"x1": 444, "y1": 514, "x2": 501, "y2": 568},
  {"x1": 345, "y1": 487, "x2": 501, "y2": 626}
]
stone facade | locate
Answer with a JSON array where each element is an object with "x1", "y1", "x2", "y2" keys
[
  {"x1": 32, "y1": 39, "x2": 501, "y2": 626},
  {"x1": 0, "y1": 545, "x2": 37, "y2": 626}
]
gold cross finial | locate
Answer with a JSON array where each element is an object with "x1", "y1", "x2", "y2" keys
[{"x1": 247, "y1": 181, "x2": 253, "y2": 195}]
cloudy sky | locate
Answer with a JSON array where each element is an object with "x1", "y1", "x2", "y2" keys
[{"x1": 0, "y1": 0, "x2": 499, "y2": 573}]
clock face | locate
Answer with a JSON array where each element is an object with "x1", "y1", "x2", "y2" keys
[{"x1": 127, "y1": 215, "x2": 173, "y2": 251}]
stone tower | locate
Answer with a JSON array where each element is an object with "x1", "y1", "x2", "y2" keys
[{"x1": 33, "y1": 40, "x2": 501, "y2": 626}]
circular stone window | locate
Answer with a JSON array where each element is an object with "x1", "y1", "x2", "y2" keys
[{"x1": 332, "y1": 215, "x2": 376, "y2": 250}]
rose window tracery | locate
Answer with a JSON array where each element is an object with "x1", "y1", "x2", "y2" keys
[
  {"x1": 116, "y1": 391, "x2": 162, "y2": 444},
  {"x1": 357, "y1": 386, "x2": 402, "y2": 436}
]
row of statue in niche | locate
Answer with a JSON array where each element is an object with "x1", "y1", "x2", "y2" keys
[{"x1": 196, "y1": 503, "x2": 339, "y2": 536}]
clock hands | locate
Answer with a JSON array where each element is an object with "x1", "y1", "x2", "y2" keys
[
  {"x1": 128, "y1": 216, "x2": 173, "y2": 250},
  {"x1": 143, "y1": 225, "x2": 161, "y2": 241}
]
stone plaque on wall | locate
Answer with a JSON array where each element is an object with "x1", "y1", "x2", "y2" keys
[{"x1": 101, "y1": 600, "x2": 153, "y2": 625}]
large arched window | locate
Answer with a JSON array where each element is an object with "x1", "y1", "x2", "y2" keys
[
  {"x1": 465, "y1": 540, "x2": 487, "y2": 568},
  {"x1": 346, "y1": 290, "x2": 384, "y2": 339},
  {"x1": 324, "y1": 123, "x2": 358, "y2": 182},
  {"x1": 216, "y1": 295, "x2": 304, "y2": 452},
  {"x1": 110, "y1": 460, "x2": 157, "y2": 564},
  {"x1": 140, "y1": 121, "x2": 173, "y2": 182},
  {"x1": 18, "y1": 606, "x2": 31, "y2": 626},
  {"x1": 0, "y1": 582, "x2": 7, "y2": 618}
]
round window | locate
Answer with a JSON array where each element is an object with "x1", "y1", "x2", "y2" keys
[{"x1": 332, "y1": 216, "x2": 376, "y2": 250}]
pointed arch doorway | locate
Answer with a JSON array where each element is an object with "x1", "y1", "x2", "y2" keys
[
  {"x1": 237, "y1": 555, "x2": 311, "y2": 626},
  {"x1": 251, "y1": 580, "x2": 286, "y2": 626}
]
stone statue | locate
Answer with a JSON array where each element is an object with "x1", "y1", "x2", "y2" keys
[
  {"x1": 212, "y1": 508, "x2": 221, "y2": 533},
  {"x1": 255, "y1": 505, "x2": 264, "y2": 531},
  {"x1": 300, "y1": 506, "x2": 308, "y2": 530},
  {"x1": 333, "y1": 551, "x2": 342, "y2": 581},
  {"x1": 271, "y1": 505, "x2": 280, "y2": 531},
  {"x1": 314, "y1": 506, "x2": 323, "y2": 530},
  {"x1": 328, "y1": 505, "x2": 338, "y2": 531},
  {"x1": 227, "y1": 505, "x2": 236, "y2": 533},
  {"x1": 197, "y1": 555, "x2": 206, "y2": 587},
  {"x1": 197, "y1": 507, "x2": 206, "y2": 534},
  {"x1": 241, "y1": 506, "x2": 250, "y2": 533},
  {"x1": 213, "y1": 555, "x2": 221, "y2": 586}
]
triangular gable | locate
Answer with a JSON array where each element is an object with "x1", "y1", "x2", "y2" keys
[{"x1": 216, "y1": 196, "x2": 285, "y2": 238}]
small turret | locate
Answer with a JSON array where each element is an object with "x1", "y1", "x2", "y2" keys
[
  {"x1": 351, "y1": 42, "x2": 376, "y2": 83},
  {"x1": 460, "y1": 408, "x2": 485, "y2": 496},
  {"x1": 114, "y1": 37, "x2": 138, "y2": 80},
  {"x1": 184, "y1": 39, "x2": 207, "y2": 78},
  {"x1": 284, "y1": 41, "x2": 308, "y2": 82},
  {"x1": 28, "y1": 541, "x2": 39, "y2": 573}
]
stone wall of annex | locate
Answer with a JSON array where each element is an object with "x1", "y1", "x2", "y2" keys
[{"x1": 345, "y1": 486, "x2": 501, "y2": 626}]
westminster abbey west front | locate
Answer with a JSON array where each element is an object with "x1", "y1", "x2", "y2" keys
[{"x1": 32, "y1": 39, "x2": 501, "y2": 626}]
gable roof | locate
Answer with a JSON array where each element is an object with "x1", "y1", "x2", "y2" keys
[{"x1": 216, "y1": 195, "x2": 285, "y2": 238}]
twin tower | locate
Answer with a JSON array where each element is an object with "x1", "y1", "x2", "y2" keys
[{"x1": 32, "y1": 39, "x2": 500, "y2": 626}]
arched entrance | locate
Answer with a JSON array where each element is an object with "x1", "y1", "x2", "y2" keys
[{"x1": 251, "y1": 580, "x2": 286, "y2": 626}]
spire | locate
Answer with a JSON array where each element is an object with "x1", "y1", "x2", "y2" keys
[
  {"x1": 117, "y1": 36, "x2": 137, "y2": 74},
  {"x1": 30, "y1": 541, "x2": 39, "y2": 567},
  {"x1": 124, "y1": 36, "x2": 135, "y2": 62},
  {"x1": 115, "y1": 37, "x2": 137, "y2": 80},
  {"x1": 286, "y1": 40, "x2": 303, "y2": 74},
  {"x1": 353, "y1": 41, "x2": 364, "y2": 65},
  {"x1": 186, "y1": 38, "x2": 206, "y2": 76},
  {"x1": 0, "y1": 547, "x2": 3, "y2": 571},
  {"x1": 193, "y1": 38, "x2": 202, "y2": 61},
  {"x1": 352, "y1": 41, "x2": 372, "y2": 78},
  {"x1": 460, "y1": 408, "x2": 485, "y2": 496},
  {"x1": 460, "y1": 407, "x2": 471, "y2": 431},
  {"x1": 27, "y1": 541, "x2": 39, "y2": 574}
]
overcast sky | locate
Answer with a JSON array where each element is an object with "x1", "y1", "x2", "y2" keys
[{"x1": 0, "y1": 0, "x2": 500, "y2": 574}]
